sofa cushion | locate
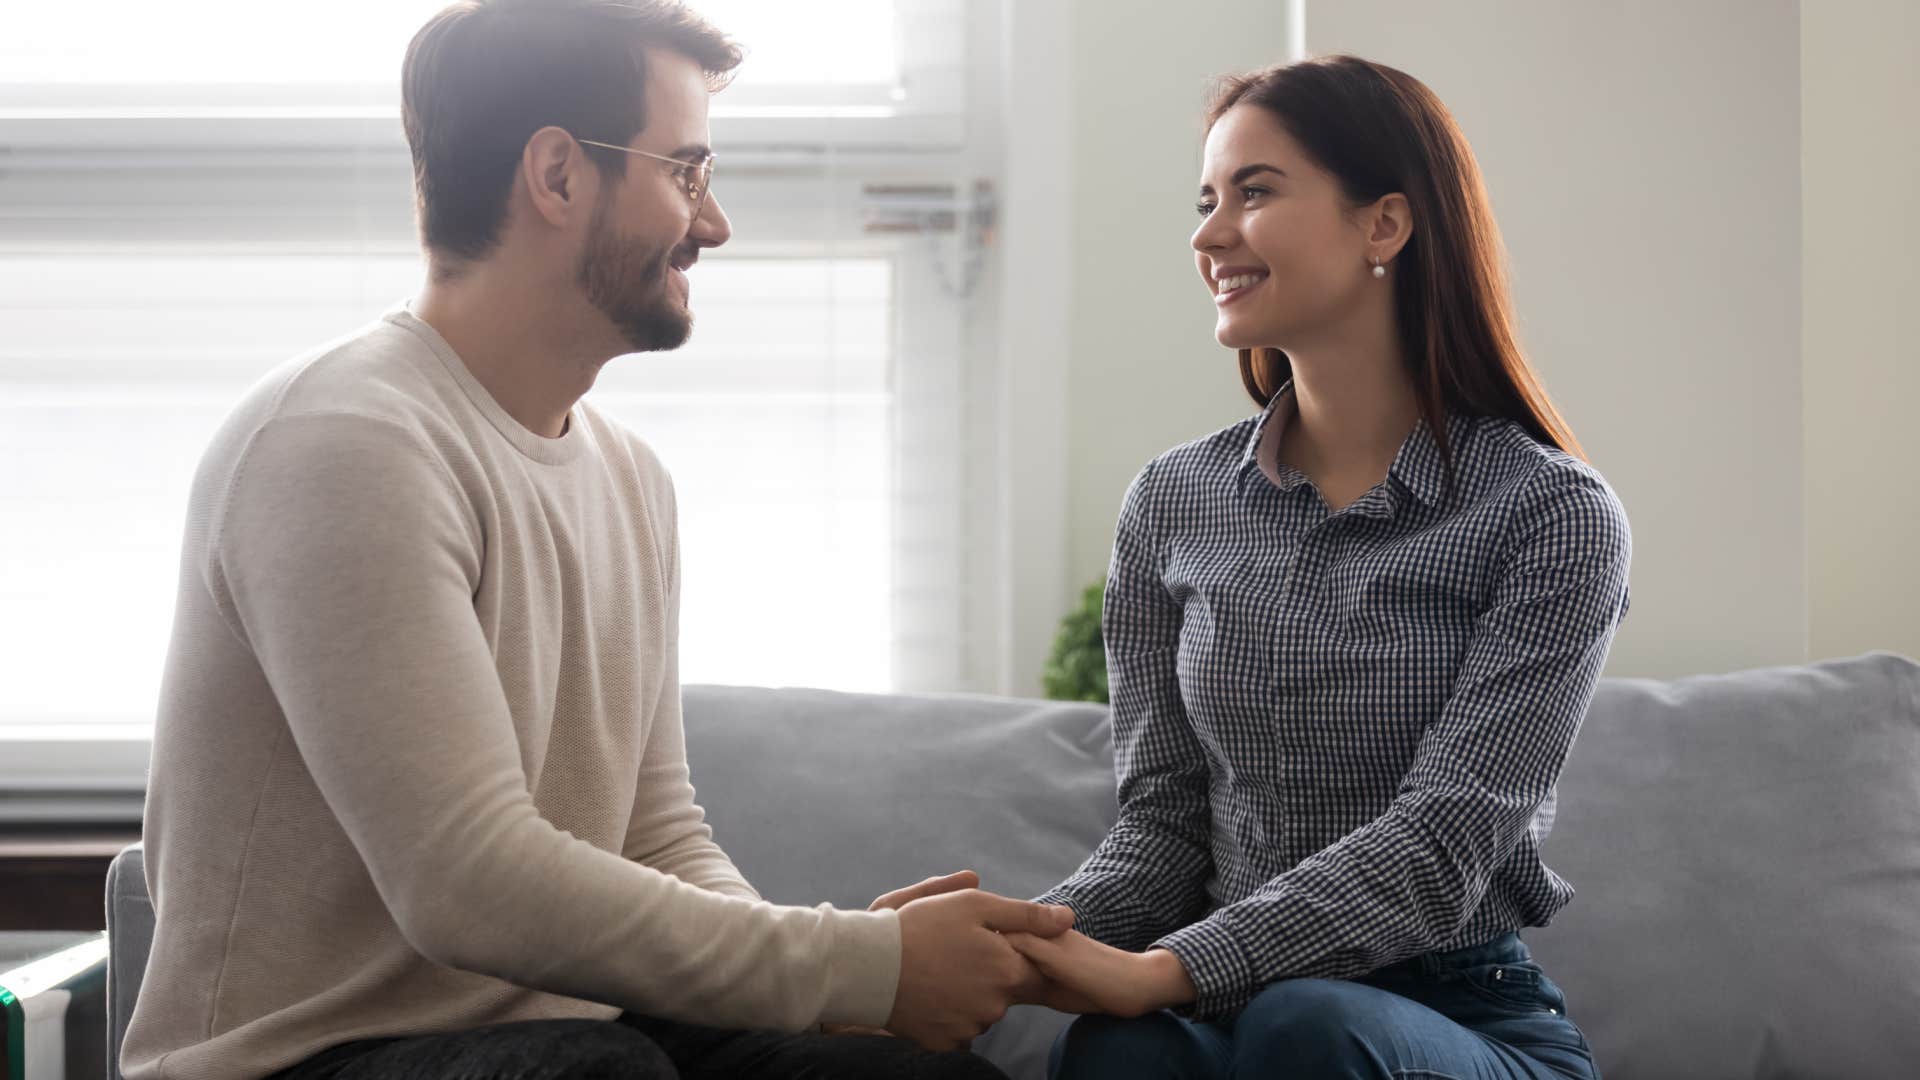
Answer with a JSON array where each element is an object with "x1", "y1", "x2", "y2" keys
[{"x1": 1528, "y1": 651, "x2": 1920, "y2": 1078}]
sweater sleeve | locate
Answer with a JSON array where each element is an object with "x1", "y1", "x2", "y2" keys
[
  {"x1": 622, "y1": 478, "x2": 761, "y2": 901},
  {"x1": 209, "y1": 411, "x2": 896, "y2": 1030}
]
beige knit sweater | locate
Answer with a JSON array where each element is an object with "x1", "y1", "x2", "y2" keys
[{"x1": 121, "y1": 309, "x2": 900, "y2": 1080}]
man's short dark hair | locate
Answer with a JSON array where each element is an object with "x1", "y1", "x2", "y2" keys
[{"x1": 402, "y1": 0, "x2": 741, "y2": 265}]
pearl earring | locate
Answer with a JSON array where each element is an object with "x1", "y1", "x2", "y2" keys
[{"x1": 1370, "y1": 256, "x2": 1387, "y2": 279}]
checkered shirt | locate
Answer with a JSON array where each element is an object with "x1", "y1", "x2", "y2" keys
[{"x1": 1036, "y1": 387, "x2": 1633, "y2": 1020}]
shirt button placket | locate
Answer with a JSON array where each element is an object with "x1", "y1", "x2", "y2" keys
[{"x1": 1283, "y1": 513, "x2": 1330, "y2": 609}]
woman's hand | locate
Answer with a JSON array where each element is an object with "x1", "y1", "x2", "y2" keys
[{"x1": 1002, "y1": 930, "x2": 1198, "y2": 1017}]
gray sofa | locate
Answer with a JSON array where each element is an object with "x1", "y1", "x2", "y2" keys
[{"x1": 107, "y1": 652, "x2": 1920, "y2": 1079}]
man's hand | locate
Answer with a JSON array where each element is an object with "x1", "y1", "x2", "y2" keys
[
  {"x1": 1003, "y1": 931, "x2": 1197, "y2": 1018},
  {"x1": 869, "y1": 870, "x2": 981, "y2": 912},
  {"x1": 843, "y1": 871, "x2": 1014, "y2": 1042},
  {"x1": 885, "y1": 889, "x2": 1076, "y2": 1051}
]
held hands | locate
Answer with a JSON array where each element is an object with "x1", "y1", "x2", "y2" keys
[
  {"x1": 881, "y1": 873, "x2": 1076, "y2": 1051},
  {"x1": 823, "y1": 871, "x2": 1010, "y2": 1040},
  {"x1": 848, "y1": 870, "x2": 1199, "y2": 1052},
  {"x1": 877, "y1": 872, "x2": 1198, "y2": 1021}
]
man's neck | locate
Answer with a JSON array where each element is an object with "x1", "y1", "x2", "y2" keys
[{"x1": 413, "y1": 264, "x2": 614, "y2": 439}]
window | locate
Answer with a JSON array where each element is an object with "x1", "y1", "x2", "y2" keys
[
  {"x1": 0, "y1": 0, "x2": 962, "y2": 144},
  {"x1": 0, "y1": 0, "x2": 993, "y2": 811}
]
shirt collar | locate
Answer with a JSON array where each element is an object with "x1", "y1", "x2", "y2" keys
[
  {"x1": 1235, "y1": 378, "x2": 1460, "y2": 509},
  {"x1": 1244, "y1": 384, "x2": 1290, "y2": 486},
  {"x1": 1386, "y1": 412, "x2": 1452, "y2": 509},
  {"x1": 1235, "y1": 384, "x2": 1296, "y2": 494}
]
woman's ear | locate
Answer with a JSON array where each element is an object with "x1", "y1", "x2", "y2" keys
[{"x1": 1367, "y1": 192, "x2": 1414, "y2": 262}]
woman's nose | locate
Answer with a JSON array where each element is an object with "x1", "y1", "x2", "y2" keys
[{"x1": 1191, "y1": 210, "x2": 1233, "y2": 253}]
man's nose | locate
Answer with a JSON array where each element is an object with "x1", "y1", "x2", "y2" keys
[{"x1": 692, "y1": 191, "x2": 732, "y2": 248}]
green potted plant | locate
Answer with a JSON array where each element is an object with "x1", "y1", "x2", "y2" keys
[{"x1": 1042, "y1": 578, "x2": 1108, "y2": 704}]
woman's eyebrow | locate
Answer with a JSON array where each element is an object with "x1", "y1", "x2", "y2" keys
[{"x1": 1199, "y1": 163, "x2": 1287, "y2": 195}]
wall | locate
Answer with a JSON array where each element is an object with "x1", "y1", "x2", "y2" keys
[
  {"x1": 1291, "y1": 1, "x2": 1808, "y2": 679},
  {"x1": 1055, "y1": 0, "x2": 1812, "y2": 680},
  {"x1": 1019, "y1": 0, "x2": 1914, "y2": 693},
  {"x1": 998, "y1": 0, "x2": 1297, "y2": 694},
  {"x1": 1060, "y1": 0, "x2": 1296, "y2": 596},
  {"x1": 1802, "y1": 0, "x2": 1920, "y2": 663}
]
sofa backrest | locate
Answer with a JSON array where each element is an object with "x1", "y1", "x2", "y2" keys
[
  {"x1": 679, "y1": 655, "x2": 1920, "y2": 1079},
  {"x1": 1525, "y1": 651, "x2": 1920, "y2": 1078}
]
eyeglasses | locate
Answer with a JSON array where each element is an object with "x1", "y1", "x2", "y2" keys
[{"x1": 576, "y1": 138, "x2": 716, "y2": 219}]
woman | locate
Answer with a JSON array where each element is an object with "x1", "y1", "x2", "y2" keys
[{"x1": 1006, "y1": 55, "x2": 1630, "y2": 1079}]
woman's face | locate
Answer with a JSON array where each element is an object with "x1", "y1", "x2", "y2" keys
[{"x1": 1191, "y1": 104, "x2": 1377, "y2": 351}]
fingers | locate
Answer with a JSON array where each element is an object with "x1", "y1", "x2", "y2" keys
[
  {"x1": 870, "y1": 870, "x2": 981, "y2": 911},
  {"x1": 1003, "y1": 930, "x2": 1068, "y2": 979},
  {"x1": 1005, "y1": 933, "x2": 1079, "y2": 992},
  {"x1": 1002, "y1": 931, "x2": 1046, "y2": 962},
  {"x1": 1003, "y1": 936, "x2": 1100, "y2": 1012},
  {"x1": 1006, "y1": 951, "x2": 1052, "y2": 1004},
  {"x1": 975, "y1": 895, "x2": 1076, "y2": 936},
  {"x1": 1003, "y1": 931, "x2": 1044, "y2": 955}
]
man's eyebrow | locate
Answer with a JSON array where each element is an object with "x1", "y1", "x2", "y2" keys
[
  {"x1": 670, "y1": 143, "x2": 714, "y2": 162},
  {"x1": 1199, "y1": 163, "x2": 1287, "y2": 195}
]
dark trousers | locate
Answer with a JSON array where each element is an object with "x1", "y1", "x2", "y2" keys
[{"x1": 272, "y1": 1012, "x2": 1008, "y2": 1080}]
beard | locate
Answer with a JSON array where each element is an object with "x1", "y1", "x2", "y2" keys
[{"x1": 576, "y1": 196, "x2": 693, "y2": 353}]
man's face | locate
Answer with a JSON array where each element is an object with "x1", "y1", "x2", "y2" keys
[{"x1": 576, "y1": 47, "x2": 731, "y2": 352}]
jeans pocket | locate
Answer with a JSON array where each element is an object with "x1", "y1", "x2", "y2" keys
[{"x1": 1456, "y1": 961, "x2": 1564, "y2": 1016}]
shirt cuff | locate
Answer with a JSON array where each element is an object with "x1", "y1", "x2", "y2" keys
[
  {"x1": 1033, "y1": 887, "x2": 1110, "y2": 943},
  {"x1": 1154, "y1": 917, "x2": 1255, "y2": 1021},
  {"x1": 1030, "y1": 888, "x2": 1077, "y2": 916}
]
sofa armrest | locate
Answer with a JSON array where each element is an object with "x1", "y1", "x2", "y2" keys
[{"x1": 104, "y1": 844, "x2": 150, "y2": 1080}]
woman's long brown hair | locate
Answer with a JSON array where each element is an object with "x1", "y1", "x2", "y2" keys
[{"x1": 1212, "y1": 56, "x2": 1586, "y2": 488}]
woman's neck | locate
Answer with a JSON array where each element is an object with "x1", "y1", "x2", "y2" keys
[{"x1": 1276, "y1": 337, "x2": 1421, "y2": 489}]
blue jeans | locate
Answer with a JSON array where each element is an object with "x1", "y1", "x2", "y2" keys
[{"x1": 1049, "y1": 934, "x2": 1597, "y2": 1080}]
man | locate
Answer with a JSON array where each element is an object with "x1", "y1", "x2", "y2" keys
[{"x1": 119, "y1": 2, "x2": 1072, "y2": 1077}]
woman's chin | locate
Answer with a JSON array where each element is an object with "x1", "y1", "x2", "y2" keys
[
  {"x1": 1213, "y1": 311, "x2": 1280, "y2": 351},
  {"x1": 1216, "y1": 316, "x2": 1296, "y2": 353},
  {"x1": 1215, "y1": 325, "x2": 1265, "y2": 351}
]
